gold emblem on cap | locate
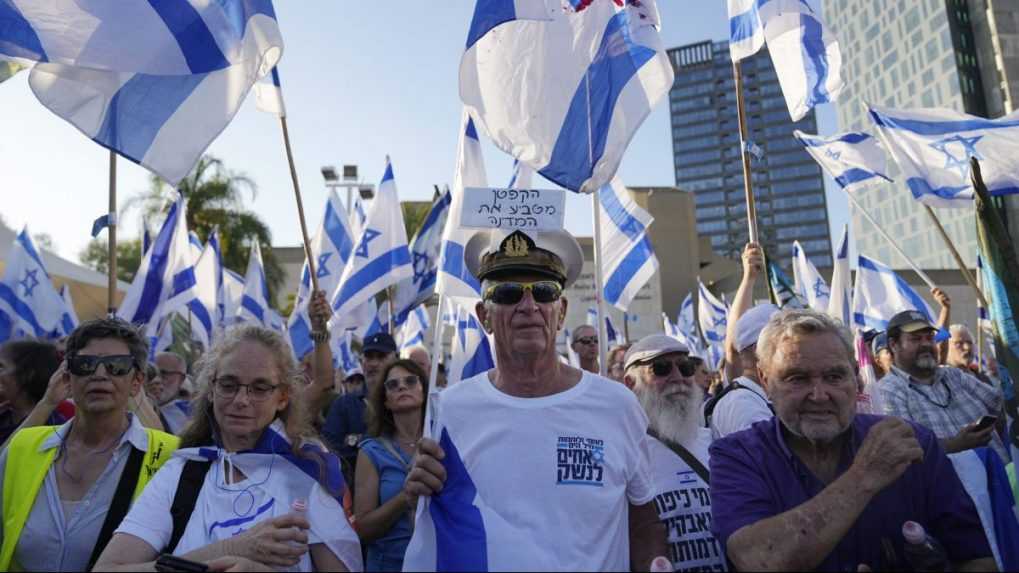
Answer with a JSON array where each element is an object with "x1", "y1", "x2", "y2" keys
[{"x1": 503, "y1": 233, "x2": 530, "y2": 258}]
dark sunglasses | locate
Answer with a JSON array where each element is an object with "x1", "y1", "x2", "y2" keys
[
  {"x1": 384, "y1": 375, "x2": 422, "y2": 392},
  {"x1": 575, "y1": 336, "x2": 598, "y2": 345},
  {"x1": 67, "y1": 354, "x2": 137, "y2": 377},
  {"x1": 648, "y1": 357, "x2": 697, "y2": 378},
  {"x1": 483, "y1": 280, "x2": 563, "y2": 305}
]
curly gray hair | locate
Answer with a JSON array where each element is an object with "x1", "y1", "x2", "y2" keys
[{"x1": 756, "y1": 309, "x2": 854, "y2": 374}]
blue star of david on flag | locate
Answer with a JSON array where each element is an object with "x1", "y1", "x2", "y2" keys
[
  {"x1": 19, "y1": 269, "x2": 39, "y2": 298},
  {"x1": 813, "y1": 278, "x2": 827, "y2": 299},
  {"x1": 929, "y1": 134, "x2": 984, "y2": 178},
  {"x1": 355, "y1": 229, "x2": 382, "y2": 258},
  {"x1": 316, "y1": 253, "x2": 333, "y2": 278},
  {"x1": 412, "y1": 252, "x2": 432, "y2": 285}
]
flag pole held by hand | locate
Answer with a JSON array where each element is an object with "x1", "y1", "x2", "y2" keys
[{"x1": 107, "y1": 150, "x2": 118, "y2": 316}]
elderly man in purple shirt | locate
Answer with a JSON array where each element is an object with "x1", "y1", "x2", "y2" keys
[{"x1": 710, "y1": 309, "x2": 994, "y2": 572}]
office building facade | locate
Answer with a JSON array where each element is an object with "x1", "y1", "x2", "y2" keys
[{"x1": 667, "y1": 40, "x2": 833, "y2": 269}]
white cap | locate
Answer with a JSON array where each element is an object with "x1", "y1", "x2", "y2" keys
[
  {"x1": 735, "y1": 304, "x2": 780, "y2": 353},
  {"x1": 624, "y1": 334, "x2": 689, "y2": 372}
]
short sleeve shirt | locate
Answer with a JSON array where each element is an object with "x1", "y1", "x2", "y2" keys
[
  {"x1": 709, "y1": 377, "x2": 773, "y2": 441},
  {"x1": 709, "y1": 414, "x2": 991, "y2": 571}
]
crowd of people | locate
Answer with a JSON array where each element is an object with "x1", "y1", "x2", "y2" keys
[{"x1": 0, "y1": 226, "x2": 1012, "y2": 572}]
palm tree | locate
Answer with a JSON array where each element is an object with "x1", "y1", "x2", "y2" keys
[{"x1": 124, "y1": 156, "x2": 285, "y2": 306}]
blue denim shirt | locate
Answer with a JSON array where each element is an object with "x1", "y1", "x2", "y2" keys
[{"x1": 360, "y1": 437, "x2": 412, "y2": 572}]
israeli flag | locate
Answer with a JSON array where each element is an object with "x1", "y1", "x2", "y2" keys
[
  {"x1": 205, "y1": 228, "x2": 225, "y2": 326},
  {"x1": 461, "y1": 0, "x2": 674, "y2": 193},
  {"x1": 20, "y1": 2, "x2": 283, "y2": 185},
  {"x1": 188, "y1": 231, "x2": 204, "y2": 262},
  {"x1": 254, "y1": 66, "x2": 286, "y2": 117},
  {"x1": 698, "y1": 279, "x2": 728, "y2": 346},
  {"x1": 142, "y1": 219, "x2": 153, "y2": 256},
  {"x1": 587, "y1": 307, "x2": 623, "y2": 346},
  {"x1": 288, "y1": 192, "x2": 356, "y2": 360},
  {"x1": 795, "y1": 131, "x2": 892, "y2": 194},
  {"x1": 677, "y1": 293, "x2": 696, "y2": 337},
  {"x1": 792, "y1": 241, "x2": 830, "y2": 313},
  {"x1": 391, "y1": 191, "x2": 451, "y2": 327},
  {"x1": 59, "y1": 285, "x2": 79, "y2": 335},
  {"x1": 728, "y1": 0, "x2": 765, "y2": 62},
  {"x1": 331, "y1": 159, "x2": 413, "y2": 318},
  {"x1": 869, "y1": 106, "x2": 1019, "y2": 208},
  {"x1": 852, "y1": 254, "x2": 936, "y2": 332},
  {"x1": 333, "y1": 331, "x2": 362, "y2": 377},
  {"x1": 182, "y1": 240, "x2": 219, "y2": 348},
  {"x1": 448, "y1": 304, "x2": 495, "y2": 384},
  {"x1": 350, "y1": 195, "x2": 368, "y2": 239},
  {"x1": 506, "y1": 159, "x2": 534, "y2": 189},
  {"x1": 436, "y1": 111, "x2": 489, "y2": 302},
  {"x1": 221, "y1": 268, "x2": 245, "y2": 328},
  {"x1": 237, "y1": 242, "x2": 274, "y2": 328},
  {"x1": 0, "y1": 229, "x2": 74, "y2": 341},
  {"x1": 598, "y1": 178, "x2": 658, "y2": 311},
  {"x1": 827, "y1": 224, "x2": 852, "y2": 326},
  {"x1": 118, "y1": 195, "x2": 198, "y2": 335},
  {"x1": 563, "y1": 327, "x2": 581, "y2": 368},
  {"x1": 399, "y1": 306, "x2": 431, "y2": 352},
  {"x1": 733, "y1": 0, "x2": 843, "y2": 122},
  {"x1": 663, "y1": 313, "x2": 697, "y2": 353}
]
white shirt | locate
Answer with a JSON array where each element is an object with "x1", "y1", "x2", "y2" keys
[
  {"x1": 403, "y1": 370, "x2": 654, "y2": 572},
  {"x1": 709, "y1": 376, "x2": 773, "y2": 441},
  {"x1": 648, "y1": 430, "x2": 727, "y2": 572}
]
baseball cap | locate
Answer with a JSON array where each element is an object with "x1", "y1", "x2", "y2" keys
[
  {"x1": 624, "y1": 334, "x2": 689, "y2": 372},
  {"x1": 871, "y1": 331, "x2": 890, "y2": 354},
  {"x1": 362, "y1": 332, "x2": 397, "y2": 354},
  {"x1": 887, "y1": 310, "x2": 935, "y2": 336},
  {"x1": 735, "y1": 304, "x2": 780, "y2": 353}
]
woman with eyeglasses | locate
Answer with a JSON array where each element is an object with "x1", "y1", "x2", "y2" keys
[
  {"x1": 0, "y1": 318, "x2": 179, "y2": 572},
  {"x1": 94, "y1": 325, "x2": 362, "y2": 573},
  {"x1": 354, "y1": 359, "x2": 428, "y2": 572}
]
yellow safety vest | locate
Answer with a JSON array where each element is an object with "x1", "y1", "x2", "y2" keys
[{"x1": 0, "y1": 425, "x2": 179, "y2": 571}]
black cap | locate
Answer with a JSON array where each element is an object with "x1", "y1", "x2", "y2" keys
[
  {"x1": 887, "y1": 310, "x2": 935, "y2": 337},
  {"x1": 362, "y1": 332, "x2": 397, "y2": 354}
]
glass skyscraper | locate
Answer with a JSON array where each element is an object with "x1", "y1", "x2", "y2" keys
[{"x1": 667, "y1": 40, "x2": 833, "y2": 268}]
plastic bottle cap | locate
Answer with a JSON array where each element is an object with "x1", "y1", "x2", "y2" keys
[
  {"x1": 902, "y1": 520, "x2": 926, "y2": 544},
  {"x1": 650, "y1": 556, "x2": 672, "y2": 572},
  {"x1": 291, "y1": 498, "x2": 307, "y2": 513}
]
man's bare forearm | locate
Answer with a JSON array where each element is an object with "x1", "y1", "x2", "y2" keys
[
  {"x1": 629, "y1": 501, "x2": 667, "y2": 572},
  {"x1": 726, "y1": 468, "x2": 875, "y2": 571}
]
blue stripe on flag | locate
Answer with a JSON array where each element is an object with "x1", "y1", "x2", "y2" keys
[
  {"x1": 289, "y1": 314, "x2": 313, "y2": 360},
  {"x1": 16, "y1": 231, "x2": 47, "y2": 276},
  {"x1": 333, "y1": 247, "x2": 412, "y2": 308},
  {"x1": 835, "y1": 168, "x2": 885, "y2": 189},
  {"x1": 440, "y1": 241, "x2": 482, "y2": 295},
  {"x1": 209, "y1": 499, "x2": 275, "y2": 536},
  {"x1": 418, "y1": 193, "x2": 452, "y2": 238},
  {"x1": 465, "y1": 116, "x2": 480, "y2": 141},
  {"x1": 906, "y1": 178, "x2": 971, "y2": 202},
  {"x1": 0, "y1": 1, "x2": 47, "y2": 61},
  {"x1": 600, "y1": 186, "x2": 645, "y2": 241},
  {"x1": 0, "y1": 283, "x2": 44, "y2": 336},
  {"x1": 870, "y1": 110, "x2": 1019, "y2": 135},
  {"x1": 147, "y1": 0, "x2": 229, "y2": 73},
  {"x1": 466, "y1": 0, "x2": 516, "y2": 50},
  {"x1": 800, "y1": 13, "x2": 830, "y2": 107},
  {"x1": 93, "y1": 73, "x2": 206, "y2": 167},
  {"x1": 241, "y1": 294, "x2": 265, "y2": 323},
  {"x1": 132, "y1": 202, "x2": 180, "y2": 325},
  {"x1": 432, "y1": 428, "x2": 489, "y2": 571},
  {"x1": 187, "y1": 299, "x2": 214, "y2": 339},
  {"x1": 729, "y1": 6, "x2": 760, "y2": 43},
  {"x1": 270, "y1": 67, "x2": 282, "y2": 88},
  {"x1": 171, "y1": 267, "x2": 197, "y2": 297},
  {"x1": 604, "y1": 235, "x2": 654, "y2": 306},
  {"x1": 324, "y1": 205, "x2": 354, "y2": 262},
  {"x1": 540, "y1": 12, "x2": 655, "y2": 192},
  {"x1": 858, "y1": 256, "x2": 934, "y2": 322},
  {"x1": 381, "y1": 163, "x2": 395, "y2": 184}
]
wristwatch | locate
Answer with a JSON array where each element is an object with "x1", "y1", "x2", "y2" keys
[{"x1": 310, "y1": 330, "x2": 331, "y2": 343}]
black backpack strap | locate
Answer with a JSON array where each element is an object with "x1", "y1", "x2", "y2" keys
[
  {"x1": 168, "y1": 460, "x2": 212, "y2": 553},
  {"x1": 648, "y1": 429, "x2": 710, "y2": 484},
  {"x1": 87, "y1": 446, "x2": 145, "y2": 569}
]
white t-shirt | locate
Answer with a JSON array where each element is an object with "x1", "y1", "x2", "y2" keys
[
  {"x1": 649, "y1": 430, "x2": 728, "y2": 572},
  {"x1": 403, "y1": 370, "x2": 654, "y2": 572},
  {"x1": 709, "y1": 376, "x2": 773, "y2": 441}
]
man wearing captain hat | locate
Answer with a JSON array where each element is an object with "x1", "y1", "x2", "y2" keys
[{"x1": 402, "y1": 228, "x2": 667, "y2": 571}]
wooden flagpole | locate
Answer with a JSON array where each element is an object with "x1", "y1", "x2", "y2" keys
[
  {"x1": 592, "y1": 194, "x2": 609, "y2": 377},
  {"x1": 107, "y1": 150, "x2": 118, "y2": 316},
  {"x1": 922, "y1": 204, "x2": 989, "y2": 308},
  {"x1": 844, "y1": 192, "x2": 939, "y2": 290},
  {"x1": 278, "y1": 115, "x2": 320, "y2": 294},
  {"x1": 733, "y1": 61, "x2": 760, "y2": 244}
]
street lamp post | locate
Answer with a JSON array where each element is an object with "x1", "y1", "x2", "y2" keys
[{"x1": 321, "y1": 164, "x2": 375, "y2": 215}]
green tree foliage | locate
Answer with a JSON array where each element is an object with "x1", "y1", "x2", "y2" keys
[{"x1": 79, "y1": 238, "x2": 143, "y2": 283}]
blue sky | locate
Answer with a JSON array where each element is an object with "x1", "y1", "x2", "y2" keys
[{"x1": 0, "y1": 2, "x2": 844, "y2": 264}]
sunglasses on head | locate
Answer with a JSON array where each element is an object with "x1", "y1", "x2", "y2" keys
[
  {"x1": 384, "y1": 375, "x2": 422, "y2": 392},
  {"x1": 67, "y1": 354, "x2": 137, "y2": 377},
  {"x1": 647, "y1": 357, "x2": 697, "y2": 378},
  {"x1": 483, "y1": 280, "x2": 562, "y2": 305}
]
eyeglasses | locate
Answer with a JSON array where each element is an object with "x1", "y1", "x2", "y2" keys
[
  {"x1": 575, "y1": 336, "x2": 598, "y2": 346},
  {"x1": 212, "y1": 379, "x2": 280, "y2": 401},
  {"x1": 647, "y1": 357, "x2": 697, "y2": 378},
  {"x1": 68, "y1": 354, "x2": 137, "y2": 377},
  {"x1": 483, "y1": 281, "x2": 562, "y2": 305},
  {"x1": 159, "y1": 369, "x2": 186, "y2": 379},
  {"x1": 384, "y1": 375, "x2": 422, "y2": 392}
]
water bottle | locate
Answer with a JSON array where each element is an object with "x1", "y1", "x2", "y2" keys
[
  {"x1": 649, "y1": 556, "x2": 673, "y2": 572},
  {"x1": 902, "y1": 521, "x2": 949, "y2": 572},
  {"x1": 283, "y1": 498, "x2": 308, "y2": 572}
]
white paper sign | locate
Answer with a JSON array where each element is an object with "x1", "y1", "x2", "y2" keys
[{"x1": 460, "y1": 187, "x2": 566, "y2": 231}]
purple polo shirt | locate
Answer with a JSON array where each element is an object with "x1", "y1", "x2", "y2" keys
[{"x1": 709, "y1": 414, "x2": 991, "y2": 571}]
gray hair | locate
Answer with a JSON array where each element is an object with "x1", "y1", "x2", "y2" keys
[
  {"x1": 756, "y1": 309, "x2": 854, "y2": 373},
  {"x1": 572, "y1": 324, "x2": 596, "y2": 341},
  {"x1": 949, "y1": 324, "x2": 972, "y2": 339}
]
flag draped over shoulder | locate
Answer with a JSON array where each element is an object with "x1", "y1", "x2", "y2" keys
[
  {"x1": 597, "y1": 178, "x2": 658, "y2": 311},
  {"x1": 460, "y1": 0, "x2": 674, "y2": 193},
  {"x1": 7, "y1": 0, "x2": 284, "y2": 185},
  {"x1": 870, "y1": 106, "x2": 1019, "y2": 208}
]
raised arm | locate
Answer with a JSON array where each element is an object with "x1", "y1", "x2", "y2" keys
[
  {"x1": 1, "y1": 361, "x2": 70, "y2": 451},
  {"x1": 304, "y1": 290, "x2": 337, "y2": 417},
  {"x1": 724, "y1": 243, "x2": 764, "y2": 380}
]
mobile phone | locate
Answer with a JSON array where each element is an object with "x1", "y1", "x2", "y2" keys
[
  {"x1": 974, "y1": 415, "x2": 998, "y2": 431},
  {"x1": 154, "y1": 554, "x2": 209, "y2": 572}
]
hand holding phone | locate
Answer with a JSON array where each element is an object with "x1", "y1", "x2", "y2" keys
[
  {"x1": 973, "y1": 415, "x2": 998, "y2": 432},
  {"x1": 154, "y1": 554, "x2": 209, "y2": 572}
]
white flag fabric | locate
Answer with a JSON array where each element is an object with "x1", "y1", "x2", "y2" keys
[
  {"x1": 792, "y1": 241, "x2": 830, "y2": 313},
  {"x1": 221, "y1": 268, "x2": 245, "y2": 328},
  {"x1": 391, "y1": 191, "x2": 451, "y2": 326},
  {"x1": 461, "y1": 0, "x2": 673, "y2": 193},
  {"x1": 178, "y1": 240, "x2": 219, "y2": 348},
  {"x1": 59, "y1": 285, "x2": 79, "y2": 335},
  {"x1": 288, "y1": 191, "x2": 356, "y2": 360},
  {"x1": 254, "y1": 66, "x2": 286, "y2": 117},
  {"x1": 118, "y1": 195, "x2": 198, "y2": 335},
  {"x1": 330, "y1": 159, "x2": 413, "y2": 317},
  {"x1": 0, "y1": 229, "x2": 74, "y2": 341},
  {"x1": 333, "y1": 330, "x2": 362, "y2": 377},
  {"x1": 827, "y1": 224, "x2": 852, "y2": 327},
  {"x1": 732, "y1": 0, "x2": 843, "y2": 121},
  {"x1": 448, "y1": 303, "x2": 495, "y2": 385},
  {"x1": 727, "y1": 0, "x2": 765, "y2": 62},
  {"x1": 852, "y1": 254, "x2": 936, "y2": 332},
  {"x1": 236, "y1": 242, "x2": 276, "y2": 329},
  {"x1": 436, "y1": 111, "x2": 489, "y2": 302},
  {"x1": 350, "y1": 195, "x2": 368, "y2": 240},
  {"x1": 869, "y1": 105, "x2": 1019, "y2": 208},
  {"x1": 795, "y1": 131, "x2": 892, "y2": 194},
  {"x1": 399, "y1": 306, "x2": 431, "y2": 352},
  {"x1": 598, "y1": 178, "x2": 658, "y2": 311},
  {"x1": 507, "y1": 159, "x2": 534, "y2": 189},
  {"x1": 698, "y1": 279, "x2": 728, "y2": 347}
]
